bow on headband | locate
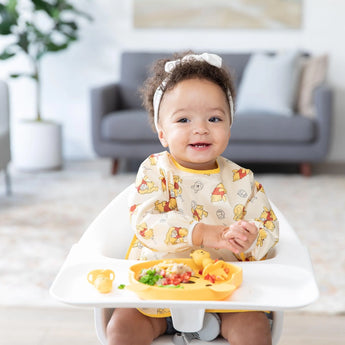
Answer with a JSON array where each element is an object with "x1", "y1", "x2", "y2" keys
[
  {"x1": 164, "y1": 53, "x2": 222, "y2": 73},
  {"x1": 153, "y1": 53, "x2": 234, "y2": 131}
]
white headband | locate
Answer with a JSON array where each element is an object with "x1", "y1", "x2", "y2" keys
[{"x1": 153, "y1": 53, "x2": 234, "y2": 132}]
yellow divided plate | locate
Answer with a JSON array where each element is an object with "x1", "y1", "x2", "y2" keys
[{"x1": 127, "y1": 258, "x2": 242, "y2": 301}]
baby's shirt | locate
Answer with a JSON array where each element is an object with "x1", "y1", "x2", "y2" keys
[{"x1": 127, "y1": 151, "x2": 279, "y2": 262}]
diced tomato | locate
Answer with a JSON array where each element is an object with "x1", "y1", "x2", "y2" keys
[
  {"x1": 173, "y1": 278, "x2": 181, "y2": 285},
  {"x1": 181, "y1": 272, "x2": 192, "y2": 283},
  {"x1": 157, "y1": 269, "x2": 193, "y2": 286},
  {"x1": 224, "y1": 267, "x2": 230, "y2": 274},
  {"x1": 204, "y1": 274, "x2": 216, "y2": 284}
]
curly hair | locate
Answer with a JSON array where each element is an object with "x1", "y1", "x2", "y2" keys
[{"x1": 140, "y1": 51, "x2": 236, "y2": 131}]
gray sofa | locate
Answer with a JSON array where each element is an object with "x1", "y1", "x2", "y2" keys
[{"x1": 91, "y1": 52, "x2": 333, "y2": 175}]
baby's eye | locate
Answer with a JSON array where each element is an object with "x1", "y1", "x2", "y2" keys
[
  {"x1": 177, "y1": 117, "x2": 189, "y2": 123},
  {"x1": 209, "y1": 116, "x2": 222, "y2": 123}
]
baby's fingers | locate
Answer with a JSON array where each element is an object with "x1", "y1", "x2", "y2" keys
[
  {"x1": 226, "y1": 238, "x2": 243, "y2": 254},
  {"x1": 239, "y1": 221, "x2": 258, "y2": 235},
  {"x1": 226, "y1": 224, "x2": 248, "y2": 242}
]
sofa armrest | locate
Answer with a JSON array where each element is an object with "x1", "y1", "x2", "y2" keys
[
  {"x1": 313, "y1": 83, "x2": 333, "y2": 157},
  {"x1": 90, "y1": 83, "x2": 122, "y2": 152}
]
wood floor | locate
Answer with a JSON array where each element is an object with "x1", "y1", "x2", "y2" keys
[{"x1": 0, "y1": 307, "x2": 344, "y2": 345}]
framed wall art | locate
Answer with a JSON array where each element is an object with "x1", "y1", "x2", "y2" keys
[{"x1": 133, "y1": 0, "x2": 302, "y2": 30}]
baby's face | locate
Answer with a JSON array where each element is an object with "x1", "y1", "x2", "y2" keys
[{"x1": 157, "y1": 78, "x2": 231, "y2": 170}]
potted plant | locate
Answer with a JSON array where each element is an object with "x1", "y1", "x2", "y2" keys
[{"x1": 0, "y1": 0, "x2": 91, "y2": 170}]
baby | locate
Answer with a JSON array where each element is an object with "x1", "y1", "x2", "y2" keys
[{"x1": 106, "y1": 52, "x2": 279, "y2": 345}]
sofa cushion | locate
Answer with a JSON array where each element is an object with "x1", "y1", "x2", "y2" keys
[
  {"x1": 230, "y1": 113, "x2": 315, "y2": 143},
  {"x1": 120, "y1": 52, "x2": 171, "y2": 109},
  {"x1": 236, "y1": 51, "x2": 300, "y2": 116},
  {"x1": 119, "y1": 52, "x2": 252, "y2": 108},
  {"x1": 297, "y1": 54, "x2": 328, "y2": 117},
  {"x1": 101, "y1": 110, "x2": 158, "y2": 142}
]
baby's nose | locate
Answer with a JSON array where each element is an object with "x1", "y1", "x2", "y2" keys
[{"x1": 193, "y1": 123, "x2": 209, "y2": 134}]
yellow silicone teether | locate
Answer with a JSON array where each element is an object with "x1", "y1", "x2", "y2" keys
[
  {"x1": 87, "y1": 269, "x2": 115, "y2": 293},
  {"x1": 190, "y1": 249, "x2": 230, "y2": 282}
]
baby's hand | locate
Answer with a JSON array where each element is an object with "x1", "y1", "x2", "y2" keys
[{"x1": 222, "y1": 220, "x2": 258, "y2": 254}]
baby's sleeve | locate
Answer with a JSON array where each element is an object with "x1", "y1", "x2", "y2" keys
[
  {"x1": 128, "y1": 156, "x2": 196, "y2": 254},
  {"x1": 236, "y1": 173, "x2": 279, "y2": 261}
]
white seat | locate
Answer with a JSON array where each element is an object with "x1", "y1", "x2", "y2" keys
[
  {"x1": 0, "y1": 80, "x2": 11, "y2": 195},
  {"x1": 78, "y1": 184, "x2": 300, "y2": 344}
]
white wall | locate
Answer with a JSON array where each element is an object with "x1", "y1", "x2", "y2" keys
[{"x1": 1, "y1": 0, "x2": 344, "y2": 162}]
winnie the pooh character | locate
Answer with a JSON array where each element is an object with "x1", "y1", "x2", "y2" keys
[
  {"x1": 190, "y1": 250, "x2": 229, "y2": 281},
  {"x1": 191, "y1": 180, "x2": 204, "y2": 193},
  {"x1": 154, "y1": 197, "x2": 177, "y2": 213},
  {"x1": 190, "y1": 249, "x2": 213, "y2": 269},
  {"x1": 233, "y1": 204, "x2": 246, "y2": 221},
  {"x1": 165, "y1": 226, "x2": 188, "y2": 245},
  {"x1": 149, "y1": 153, "x2": 160, "y2": 166},
  {"x1": 159, "y1": 169, "x2": 167, "y2": 191},
  {"x1": 255, "y1": 181, "x2": 265, "y2": 193},
  {"x1": 232, "y1": 168, "x2": 251, "y2": 182},
  {"x1": 191, "y1": 202, "x2": 208, "y2": 221},
  {"x1": 256, "y1": 228, "x2": 267, "y2": 247},
  {"x1": 137, "y1": 223, "x2": 154, "y2": 240},
  {"x1": 256, "y1": 207, "x2": 277, "y2": 231},
  {"x1": 168, "y1": 175, "x2": 183, "y2": 197},
  {"x1": 211, "y1": 183, "x2": 227, "y2": 202},
  {"x1": 136, "y1": 176, "x2": 158, "y2": 194}
]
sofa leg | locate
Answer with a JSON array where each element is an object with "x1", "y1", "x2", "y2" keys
[
  {"x1": 300, "y1": 163, "x2": 312, "y2": 177},
  {"x1": 111, "y1": 159, "x2": 119, "y2": 175}
]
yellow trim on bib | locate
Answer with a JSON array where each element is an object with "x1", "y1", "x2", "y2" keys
[
  {"x1": 138, "y1": 308, "x2": 269, "y2": 318},
  {"x1": 170, "y1": 155, "x2": 220, "y2": 175},
  {"x1": 138, "y1": 308, "x2": 171, "y2": 318},
  {"x1": 125, "y1": 235, "x2": 138, "y2": 259}
]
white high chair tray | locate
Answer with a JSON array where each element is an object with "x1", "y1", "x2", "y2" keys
[
  {"x1": 50, "y1": 246, "x2": 318, "y2": 311},
  {"x1": 50, "y1": 187, "x2": 319, "y2": 334}
]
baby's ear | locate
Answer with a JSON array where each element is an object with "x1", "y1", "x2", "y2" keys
[{"x1": 158, "y1": 129, "x2": 169, "y2": 147}]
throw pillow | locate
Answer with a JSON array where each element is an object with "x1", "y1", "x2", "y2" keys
[
  {"x1": 297, "y1": 54, "x2": 328, "y2": 117},
  {"x1": 236, "y1": 51, "x2": 301, "y2": 116}
]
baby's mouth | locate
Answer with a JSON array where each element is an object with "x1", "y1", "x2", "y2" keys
[{"x1": 190, "y1": 143, "x2": 211, "y2": 148}]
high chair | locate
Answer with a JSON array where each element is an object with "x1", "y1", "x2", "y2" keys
[{"x1": 51, "y1": 184, "x2": 319, "y2": 345}]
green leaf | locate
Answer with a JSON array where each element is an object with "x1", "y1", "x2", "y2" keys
[
  {"x1": 0, "y1": 1, "x2": 19, "y2": 35},
  {"x1": 17, "y1": 32, "x2": 30, "y2": 54},
  {"x1": 0, "y1": 49, "x2": 16, "y2": 60},
  {"x1": 32, "y1": 0, "x2": 55, "y2": 16},
  {"x1": 46, "y1": 41, "x2": 69, "y2": 52},
  {"x1": 7, "y1": 0, "x2": 19, "y2": 13},
  {"x1": 59, "y1": 20, "x2": 78, "y2": 33},
  {"x1": 10, "y1": 73, "x2": 36, "y2": 79}
]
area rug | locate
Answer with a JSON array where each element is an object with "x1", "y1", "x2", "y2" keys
[{"x1": 0, "y1": 160, "x2": 344, "y2": 314}]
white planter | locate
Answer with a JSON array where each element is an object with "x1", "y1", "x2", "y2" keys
[{"x1": 14, "y1": 121, "x2": 63, "y2": 171}]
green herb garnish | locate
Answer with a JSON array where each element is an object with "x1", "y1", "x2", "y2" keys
[
  {"x1": 139, "y1": 269, "x2": 162, "y2": 286},
  {"x1": 158, "y1": 284, "x2": 184, "y2": 289},
  {"x1": 117, "y1": 284, "x2": 126, "y2": 289}
]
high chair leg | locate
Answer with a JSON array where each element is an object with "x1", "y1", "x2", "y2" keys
[
  {"x1": 94, "y1": 308, "x2": 114, "y2": 345},
  {"x1": 94, "y1": 308, "x2": 284, "y2": 345},
  {"x1": 271, "y1": 311, "x2": 284, "y2": 345}
]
